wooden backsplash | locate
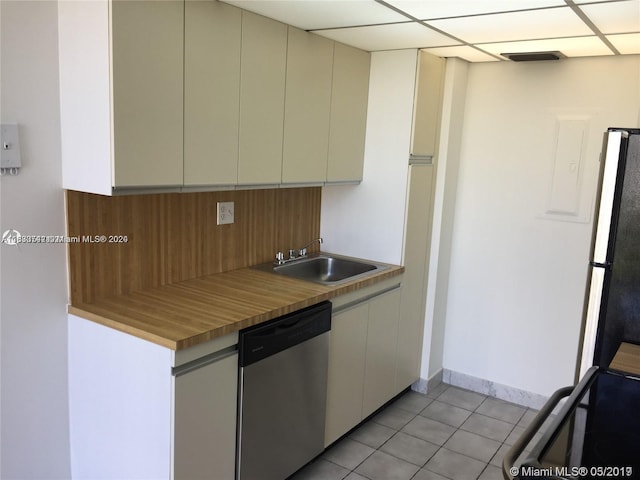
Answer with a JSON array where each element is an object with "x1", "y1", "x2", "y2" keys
[{"x1": 66, "y1": 188, "x2": 321, "y2": 304}]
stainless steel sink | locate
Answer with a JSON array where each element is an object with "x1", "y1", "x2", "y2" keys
[{"x1": 255, "y1": 253, "x2": 388, "y2": 285}]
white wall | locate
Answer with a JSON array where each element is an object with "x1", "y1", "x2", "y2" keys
[
  {"x1": 0, "y1": 2, "x2": 71, "y2": 478},
  {"x1": 443, "y1": 55, "x2": 640, "y2": 398},
  {"x1": 422, "y1": 58, "x2": 468, "y2": 382},
  {"x1": 321, "y1": 49, "x2": 418, "y2": 265}
]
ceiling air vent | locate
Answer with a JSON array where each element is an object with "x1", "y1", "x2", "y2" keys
[{"x1": 501, "y1": 51, "x2": 566, "y2": 62}]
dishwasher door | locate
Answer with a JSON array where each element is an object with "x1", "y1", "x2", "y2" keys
[{"x1": 237, "y1": 301, "x2": 331, "y2": 480}]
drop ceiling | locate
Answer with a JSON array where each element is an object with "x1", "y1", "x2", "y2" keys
[{"x1": 222, "y1": 0, "x2": 640, "y2": 62}]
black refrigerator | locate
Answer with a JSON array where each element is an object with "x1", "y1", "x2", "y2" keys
[
  {"x1": 503, "y1": 128, "x2": 640, "y2": 480},
  {"x1": 578, "y1": 127, "x2": 640, "y2": 377}
]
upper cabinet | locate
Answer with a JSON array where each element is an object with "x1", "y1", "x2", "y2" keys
[
  {"x1": 184, "y1": 0, "x2": 241, "y2": 187},
  {"x1": 411, "y1": 52, "x2": 446, "y2": 157},
  {"x1": 59, "y1": 1, "x2": 369, "y2": 195},
  {"x1": 59, "y1": 0, "x2": 184, "y2": 195},
  {"x1": 111, "y1": 1, "x2": 184, "y2": 188},
  {"x1": 282, "y1": 28, "x2": 335, "y2": 184},
  {"x1": 327, "y1": 43, "x2": 370, "y2": 183},
  {"x1": 238, "y1": 12, "x2": 287, "y2": 186}
]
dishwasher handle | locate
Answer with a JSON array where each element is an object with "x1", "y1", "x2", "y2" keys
[{"x1": 239, "y1": 301, "x2": 331, "y2": 367}]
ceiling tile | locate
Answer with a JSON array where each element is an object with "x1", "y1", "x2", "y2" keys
[
  {"x1": 573, "y1": 0, "x2": 634, "y2": 3},
  {"x1": 221, "y1": 0, "x2": 640, "y2": 61},
  {"x1": 386, "y1": 0, "x2": 565, "y2": 20},
  {"x1": 313, "y1": 22, "x2": 459, "y2": 51},
  {"x1": 420, "y1": 45, "x2": 500, "y2": 62},
  {"x1": 607, "y1": 32, "x2": 640, "y2": 53},
  {"x1": 426, "y1": 7, "x2": 593, "y2": 43},
  {"x1": 222, "y1": 0, "x2": 407, "y2": 30},
  {"x1": 480, "y1": 36, "x2": 615, "y2": 58},
  {"x1": 578, "y1": 1, "x2": 640, "y2": 34}
]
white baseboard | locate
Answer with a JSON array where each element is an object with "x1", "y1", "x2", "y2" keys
[
  {"x1": 413, "y1": 368, "x2": 549, "y2": 410},
  {"x1": 412, "y1": 368, "x2": 443, "y2": 395},
  {"x1": 442, "y1": 369, "x2": 549, "y2": 410}
]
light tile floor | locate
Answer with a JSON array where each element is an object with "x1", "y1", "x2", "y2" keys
[{"x1": 291, "y1": 383, "x2": 541, "y2": 480}]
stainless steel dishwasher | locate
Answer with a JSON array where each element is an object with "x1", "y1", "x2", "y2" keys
[{"x1": 236, "y1": 301, "x2": 331, "y2": 480}]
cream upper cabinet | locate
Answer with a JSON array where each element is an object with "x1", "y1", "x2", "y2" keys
[
  {"x1": 59, "y1": 0, "x2": 184, "y2": 195},
  {"x1": 59, "y1": 2, "x2": 370, "y2": 193},
  {"x1": 327, "y1": 43, "x2": 371, "y2": 183},
  {"x1": 184, "y1": 0, "x2": 241, "y2": 186},
  {"x1": 238, "y1": 12, "x2": 287, "y2": 185},
  {"x1": 112, "y1": 1, "x2": 184, "y2": 189},
  {"x1": 411, "y1": 51, "x2": 446, "y2": 157},
  {"x1": 282, "y1": 27, "x2": 334, "y2": 184}
]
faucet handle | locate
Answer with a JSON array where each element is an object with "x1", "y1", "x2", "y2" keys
[
  {"x1": 275, "y1": 251, "x2": 284, "y2": 263},
  {"x1": 299, "y1": 247, "x2": 307, "y2": 257}
]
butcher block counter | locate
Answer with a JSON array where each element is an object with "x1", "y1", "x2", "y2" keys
[{"x1": 68, "y1": 261, "x2": 404, "y2": 350}]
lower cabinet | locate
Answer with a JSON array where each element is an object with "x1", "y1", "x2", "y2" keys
[
  {"x1": 325, "y1": 302, "x2": 369, "y2": 445},
  {"x1": 68, "y1": 315, "x2": 238, "y2": 480},
  {"x1": 362, "y1": 289, "x2": 402, "y2": 418},
  {"x1": 174, "y1": 349, "x2": 238, "y2": 479},
  {"x1": 68, "y1": 278, "x2": 409, "y2": 478},
  {"x1": 324, "y1": 281, "x2": 403, "y2": 446}
]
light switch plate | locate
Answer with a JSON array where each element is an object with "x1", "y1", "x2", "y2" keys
[
  {"x1": 1, "y1": 124, "x2": 21, "y2": 168},
  {"x1": 217, "y1": 201, "x2": 234, "y2": 225}
]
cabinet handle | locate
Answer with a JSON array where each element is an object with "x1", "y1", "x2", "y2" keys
[
  {"x1": 332, "y1": 284, "x2": 401, "y2": 314},
  {"x1": 172, "y1": 345, "x2": 238, "y2": 377}
]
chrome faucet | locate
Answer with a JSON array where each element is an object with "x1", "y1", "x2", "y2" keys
[
  {"x1": 274, "y1": 237, "x2": 323, "y2": 265},
  {"x1": 297, "y1": 237, "x2": 323, "y2": 257}
]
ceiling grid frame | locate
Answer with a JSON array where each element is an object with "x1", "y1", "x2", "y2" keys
[{"x1": 222, "y1": 0, "x2": 640, "y2": 61}]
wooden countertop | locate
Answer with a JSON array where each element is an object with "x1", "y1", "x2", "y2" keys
[
  {"x1": 69, "y1": 262, "x2": 404, "y2": 350},
  {"x1": 610, "y1": 342, "x2": 640, "y2": 376}
]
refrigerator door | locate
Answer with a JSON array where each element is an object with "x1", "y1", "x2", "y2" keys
[
  {"x1": 591, "y1": 130, "x2": 624, "y2": 266},
  {"x1": 579, "y1": 131, "x2": 625, "y2": 376},
  {"x1": 593, "y1": 132, "x2": 640, "y2": 369},
  {"x1": 579, "y1": 266, "x2": 607, "y2": 377},
  {"x1": 580, "y1": 129, "x2": 640, "y2": 377}
]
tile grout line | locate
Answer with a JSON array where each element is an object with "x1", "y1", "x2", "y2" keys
[
  {"x1": 388, "y1": 387, "x2": 524, "y2": 479},
  {"x1": 296, "y1": 384, "x2": 535, "y2": 480}
]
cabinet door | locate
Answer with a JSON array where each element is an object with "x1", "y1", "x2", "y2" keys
[
  {"x1": 397, "y1": 164, "x2": 434, "y2": 390},
  {"x1": 362, "y1": 288, "x2": 402, "y2": 418},
  {"x1": 184, "y1": 0, "x2": 241, "y2": 186},
  {"x1": 111, "y1": 0, "x2": 184, "y2": 188},
  {"x1": 327, "y1": 43, "x2": 370, "y2": 183},
  {"x1": 325, "y1": 302, "x2": 369, "y2": 446},
  {"x1": 282, "y1": 28, "x2": 334, "y2": 184},
  {"x1": 174, "y1": 353, "x2": 238, "y2": 480},
  {"x1": 410, "y1": 52, "x2": 445, "y2": 156},
  {"x1": 238, "y1": 12, "x2": 287, "y2": 185}
]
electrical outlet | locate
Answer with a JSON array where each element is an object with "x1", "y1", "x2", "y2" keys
[{"x1": 217, "y1": 201, "x2": 235, "y2": 225}]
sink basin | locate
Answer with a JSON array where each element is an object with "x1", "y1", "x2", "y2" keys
[{"x1": 256, "y1": 254, "x2": 387, "y2": 285}]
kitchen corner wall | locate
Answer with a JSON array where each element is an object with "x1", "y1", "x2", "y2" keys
[
  {"x1": 423, "y1": 58, "x2": 469, "y2": 384},
  {"x1": 443, "y1": 54, "x2": 640, "y2": 399},
  {"x1": 323, "y1": 50, "x2": 640, "y2": 404},
  {"x1": 67, "y1": 188, "x2": 321, "y2": 304},
  {"x1": 0, "y1": 1, "x2": 71, "y2": 478},
  {"x1": 321, "y1": 49, "x2": 417, "y2": 264}
]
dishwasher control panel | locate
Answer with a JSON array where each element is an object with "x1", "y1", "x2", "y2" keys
[{"x1": 238, "y1": 301, "x2": 331, "y2": 367}]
